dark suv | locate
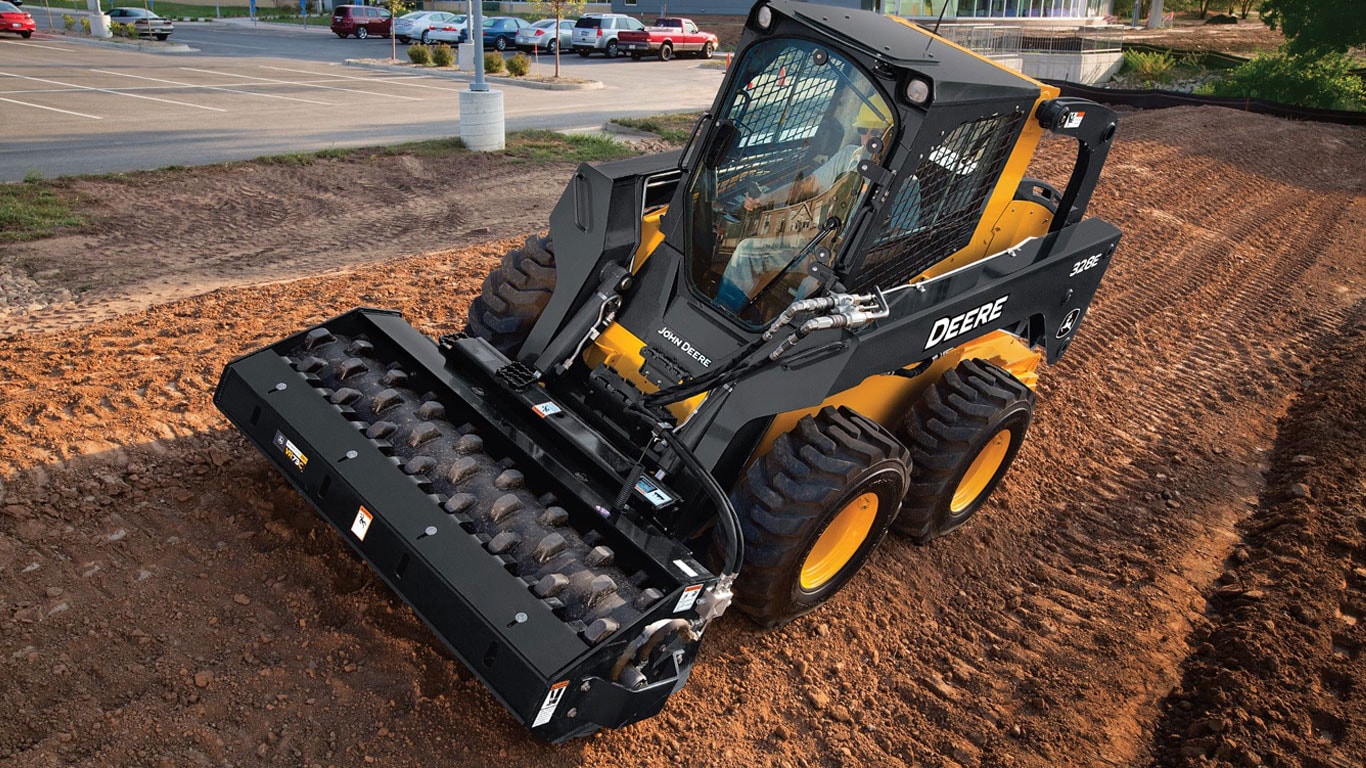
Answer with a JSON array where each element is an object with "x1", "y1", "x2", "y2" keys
[{"x1": 331, "y1": 4, "x2": 390, "y2": 39}]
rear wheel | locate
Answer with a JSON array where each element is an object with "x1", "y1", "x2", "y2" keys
[
  {"x1": 465, "y1": 235, "x2": 556, "y2": 359},
  {"x1": 356, "y1": 26, "x2": 368, "y2": 39},
  {"x1": 155, "y1": 33, "x2": 168, "y2": 40},
  {"x1": 495, "y1": 35, "x2": 508, "y2": 51},
  {"x1": 729, "y1": 407, "x2": 909, "y2": 627},
  {"x1": 420, "y1": 30, "x2": 430, "y2": 43},
  {"x1": 577, "y1": 49, "x2": 589, "y2": 58},
  {"x1": 334, "y1": 31, "x2": 346, "y2": 38},
  {"x1": 546, "y1": 38, "x2": 556, "y2": 54},
  {"x1": 657, "y1": 42, "x2": 672, "y2": 61},
  {"x1": 605, "y1": 38, "x2": 619, "y2": 57},
  {"x1": 894, "y1": 359, "x2": 1035, "y2": 543}
]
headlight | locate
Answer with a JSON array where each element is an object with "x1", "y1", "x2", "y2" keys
[
  {"x1": 755, "y1": 4, "x2": 773, "y2": 30},
  {"x1": 905, "y1": 77, "x2": 931, "y2": 106}
]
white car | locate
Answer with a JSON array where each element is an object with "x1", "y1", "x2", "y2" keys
[
  {"x1": 394, "y1": 10, "x2": 459, "y2": 45},
  {"x1": 423, "y1": 13, "x2": 468, "y2": 45}
]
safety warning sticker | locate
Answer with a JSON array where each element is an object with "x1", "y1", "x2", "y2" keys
[
  {"x1": 532, "y1": 680, "x2": 569, "y2": 727},
  {"x1": 1063, "y1": 110, "x2": 1085, "y2": 129},
  {"x1": 272, "y1": 430, "x2": 308, "y2": 472},
  {"x1": 674, "y1": 584, "x2": 704, "y2": 613},
  {"x1": 351, "y1": 506, "x2": 373, "y2": 541}
]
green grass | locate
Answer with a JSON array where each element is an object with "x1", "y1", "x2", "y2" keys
[
  {"x1": 0, "y1": 177, "x2": 84, "y2": 243},
  {"x1": 502, "y1": 130, "x2": 636, "y2": 163},
  {"x1": 612, "y1": 113, "x2": 702, "y2": 144}
]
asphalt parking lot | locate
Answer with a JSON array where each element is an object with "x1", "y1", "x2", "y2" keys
[{"x1": 0, "y1": 24, "x2": 726, "y2": 180}]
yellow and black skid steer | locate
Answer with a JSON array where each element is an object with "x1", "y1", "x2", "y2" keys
[{"x1": 215, "y1": 0, "x2": 1121, "y2": 742}]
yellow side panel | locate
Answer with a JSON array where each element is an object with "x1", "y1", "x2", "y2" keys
[
  {"x1": 583, "y1": 323, "x2": 705, "y2": 423},
  {"x1": 632, "y1": 208, "x2": 668, "y2": 272},
  {"x1": 751, "y1": 330, "x2": 1043, "y2": 462}
]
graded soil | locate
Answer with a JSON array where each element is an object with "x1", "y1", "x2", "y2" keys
[{"x1": 0, "y1": 103, "x2": 1363, "y2": 768}]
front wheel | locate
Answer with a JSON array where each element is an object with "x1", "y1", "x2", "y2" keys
[
  {"x1": 545, "y1": 38, "x2": 556, "y2": 54},
  {"x1": 355, "y1": 26, "x2": 368, "y2": 39},
  {"x1": 494, "y1": 35, "x2": 507, "y2": 51},
  {"x1": 894, "y1": 359, "x2": 1035, "y2": 543},
  {"x1": 701, "y1": 41, "x2": 714, "y2": 59},
  {"x1": 729, "y1": 407, "x2": 909, "y2": 627},
  {"x1": 465, "y1": 235, "x2": 556, "y2": 359}
]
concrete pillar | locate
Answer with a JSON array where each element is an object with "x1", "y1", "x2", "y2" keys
[
  {"x1": 459, "y1": 88, "x2": 505, "y2": 152},
  {"x1": 87, "y1": 0, "x2": 111, "y2": 38}
]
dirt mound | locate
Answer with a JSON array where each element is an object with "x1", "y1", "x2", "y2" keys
[{"x1": 1, "y1": 105, "x2": 1363, "y2": 768}]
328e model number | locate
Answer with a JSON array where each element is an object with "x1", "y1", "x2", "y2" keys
[{"x1": 1070, "y1": 253, "x2": 1103, "y2": 277}]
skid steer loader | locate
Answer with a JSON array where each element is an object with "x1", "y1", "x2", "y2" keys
[{"x1": 215, "y1": 0, "x2": 1121, "y2": 742}]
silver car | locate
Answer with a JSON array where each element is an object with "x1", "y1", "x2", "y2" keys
[
  {"x1": 423, "y1": 13, "x2": 468, "y2": 45},
  {"x1": 515, "y1": 18, "x2": 573, "y2": 54},
  {"x1": 105, "y1": 6, "x2": 173, "y2": 40},
  {"x1": 394, "y1": 10, "x2": 458, "y2": 45}
]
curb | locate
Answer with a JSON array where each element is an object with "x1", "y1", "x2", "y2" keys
[
  {"x1": 343, "y1": 59, "x2": 605, "y2": 90},
  {"x1": 30, "y1": 31, "x2": 195, "y2": 53}
]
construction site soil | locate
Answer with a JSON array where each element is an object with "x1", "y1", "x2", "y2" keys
[{"x1": 1, "y1": 103, "x2": 1363, "y2": 768}]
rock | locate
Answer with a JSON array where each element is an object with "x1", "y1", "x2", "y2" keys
[
  {"x1": 1289, "y1": 483, "x2": 1311, "y2": 499},
  {"x1": 805, "y1": 687, "x2": 831, "y2": 710},
  {"x1": 1291, "y1": 455, "x2": 1316, "y2": 465},
  {"x1": 194, "y1": 671, "x2": 213, "y2": 688},
  {"x1": 233, "y1": 594, "x2": 252, "y2": 605}
]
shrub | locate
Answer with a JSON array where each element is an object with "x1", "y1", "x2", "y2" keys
[
  {"x1": 483, "y1": 51, "x2": 505, "y2": 74},
  {"x1": 408, "y1": 44, "x2": 431, "y2": 65},
  {"x1": 116, "y1": 22, "x2": 138, "y2": 38},
  {"x1": 1198, "y1": 50, "x2": 1366, "y2": 111},
  {"x1": 80, "y1": 16, "x2": 90, "y2": 33},
  {"x1": 430, "y1": 42, "x2": 454, "y2": 67},
  {"x1": 505, "y1": 52, "x2": 529, "y2": 77},
  {"x1": 1121, "y1": 49, "x2": 1175, "y2": 84},
  {"x1": 62, "y1": 13, "x2": 74, "y2": 30}
]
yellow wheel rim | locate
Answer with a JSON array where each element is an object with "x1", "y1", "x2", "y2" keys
[
  {"x1": 951, "y1": 430, "x2": 1012, "y2": 513},
  {"x1": 800, "y1": 492, "x2": 879, "y2": 590}
]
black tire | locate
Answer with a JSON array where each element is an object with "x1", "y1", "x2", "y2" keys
[
  {"x1": 21, "y1": 31, "x2": 32, "y2": 38},
  {"x1": 604, "y1": 38, "x2": 618, "y2": 57},
  {"x1": 465, "y1": 235, "x2": 556, "y2": 358},
  {"x1": 701, "y1": 41, "x2": 714, "y2": 59},
  {"x1": 546, "y1": 38, "x2": 556, "y2": 54},
  {"x1": 355, "y1": 26, "x2": 368, "y2": 39},
  {"x1": 629, "y1": 51, "x2": 641, "y2": 60},
  {"x1": 576, "y1": 49, "x2": 589, "y2": 58},
  {"x1": 334, "y1": 31, "x2": 347, "y2": 38},
  {"x1": 657, "y1": 42, "x2": 672, "y2": 61},
  {"x1": 729, "y1": 406, "x2": 909, "y2": 627},
  {"x1": 495, "y1": 35, "x2": 507, "y2": 51},
  {"x1": 894, "y1": 359, "x2": 1035, "y2": 543}
]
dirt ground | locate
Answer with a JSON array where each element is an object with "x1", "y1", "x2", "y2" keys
[{"x1": 2, "y1": 96, "x2": 1364, "y2": 768}]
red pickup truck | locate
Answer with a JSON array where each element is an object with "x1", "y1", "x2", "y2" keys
[{"x1": 617, "y1": 17, "x2": 719, "y2": 61}]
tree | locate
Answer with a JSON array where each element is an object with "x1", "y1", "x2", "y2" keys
[
  {"x1": 1236, "y1": 0, "x2": 1258, "y2": 20},
  {"x1": 382, "y1": 0, "x2": 409, "y2": 62},
  {"x1": 1260, "y1": 0, "x2": 1366, "y2": 55},
  {"x1": 533, "y1": 0, "x2": 589, "y2": 78}
]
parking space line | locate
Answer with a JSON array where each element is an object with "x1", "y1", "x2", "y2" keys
[
  {"x1": 5, "y1": 40, "x2": 78, "y2": 52},
  {"x1": 261, "y1": 65, "x2": 462, "y2": 92},
  {"x1": 0, "y1": 95, "x2": 101, "y2": 119},
  {"x1": 0, "y1": 70, "x2": 228, "y2": 112},
  {"x1": 180, "y1": 66, "x2": 424, "y2": 101},
  {"x1": 89, "y1": 68, "x2": 334, "y2": 106}
]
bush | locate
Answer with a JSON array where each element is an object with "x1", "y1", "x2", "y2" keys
[
  {"x1": 80, "y1": 16, "x2": 90, "y2": 33},
  {"x1": 505, "y1": 52, "x2": 529, "y2": 77},
  {"x1": 115, "y1": 22, "x2": 138, "y2": 38},
  {"x1": 408, "y1": 43, "x2": 431, "y2": 64},
  {"x1": 1121, "y1": 49, "x2": 1176, "y2": 84},
  {"x1": 483, "y1": 51, "x2": 505, "y2": 74},
  {"x1": 62, "y1": 13, "x2": 74, "y2": 30},
  {"x1": 430, "y1": 42, "x2": 454, "y2": 67},
  {"x1": 1198, "y1": 50, "x2": 1366, "y2": 111}
]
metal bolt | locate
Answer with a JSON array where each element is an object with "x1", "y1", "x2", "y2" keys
[
  {"x1": 566, "y1": 707, "x2": 578, "y2": 719},
  {"x1": 580, "y1": 681, "x2": 592, "y2": 692}
]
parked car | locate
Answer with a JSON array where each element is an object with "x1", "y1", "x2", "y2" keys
[
  {"x1": 0, "y1": 0, "x2": 34, "y2": 38},
  {"x1": 481, "y1": 16, "x2": 528, "y2": 52},
  {"x1": 571, "y1": 13, "x2": 645, "y2": 58},
  {"x1": 618, "y1": 17, "x2": 718, "y2": 61},
  {"x1": 105, "y1": 6, "x2": 174, "y2": 40},
  {"x1": 330, "y1": 4, "x2": 390, "y2": 40},
  {"x1": 514, "y1": 18, "x2": 573, "y2": 54},
  {"x1": 424, "y1": 14, "x2": 467, "y2": 45},
  {"x1": 394, "y1": 10, "x2": 459, "y2": 44}
]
